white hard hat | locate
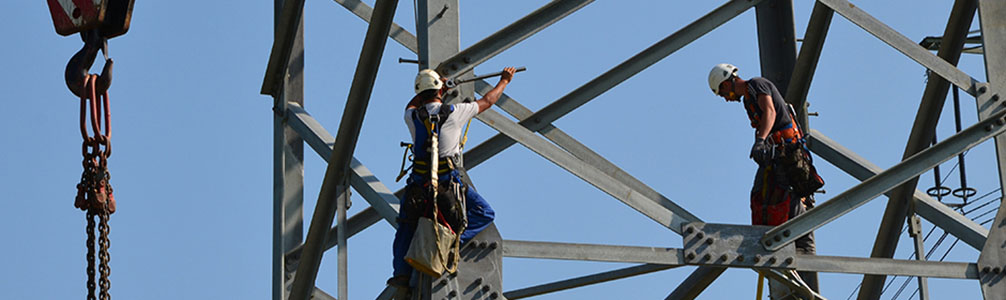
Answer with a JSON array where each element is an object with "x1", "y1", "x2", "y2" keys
[
  {"x1": 708, "y1": 63, "x2": 738, "y2": 95},
  {"x1": 415, "y1": 69, "x2": 443, "y2": 94}
]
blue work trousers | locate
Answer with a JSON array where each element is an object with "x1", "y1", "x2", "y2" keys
[{"x1": 392, "y1": 179, "x2": 495, "y2": 277}]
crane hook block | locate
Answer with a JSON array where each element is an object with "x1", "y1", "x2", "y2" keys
[{"x1": 47, "y1": 0, "x2": 135, "y2": 38}]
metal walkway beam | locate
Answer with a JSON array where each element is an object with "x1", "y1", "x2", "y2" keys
[{"x1": 763, "y1": 109, "x2": 1006, "y2": 251}]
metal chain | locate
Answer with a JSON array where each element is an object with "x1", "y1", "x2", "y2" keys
[
  {"x1": 75, "y1": 72, "x2": 115, "y2": 300},
  {"x1": 98, "y1": 212, "x2": 111, "y2": 300},
  {"x1": 86, "y1": 213, "x2": 97, "y2": 300}
]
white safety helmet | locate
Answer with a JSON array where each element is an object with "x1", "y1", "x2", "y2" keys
[
  {"x1": 415, "y1": 69, "x2": 443, "y2": 94},
  {"x1": 708, "y1": 63, "x2": 738, "y2": 95}
]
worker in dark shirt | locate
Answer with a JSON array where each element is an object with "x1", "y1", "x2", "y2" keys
[{"x1": 708, "y1": 63, "x2": 819, "y2": 292}]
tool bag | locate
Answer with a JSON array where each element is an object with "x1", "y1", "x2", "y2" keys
[
  {"x1": 404, "y1": 180, "x2": 465, "y2": 277},
  {"x1": 404, "y1": 213, "x2": 459, "y2": 277}
]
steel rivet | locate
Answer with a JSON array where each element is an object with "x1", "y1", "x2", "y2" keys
[
  {"x1": 764, "y1": 240, "x2": 772, "y2": 246},
  {"x1": 447, "y1": 291, "x2": 457, "y2": 297},
  {"x1": 463, "y1": 57, "x2": 472, "y2": 64},
  {"x1": 489, "y1": 242, "x2": 498, "y2": 249},
  {"x1": 473, "y1": 277, "x2": 483, "y2": 285},
  {"x1": 704, "y1": 253, "x2": 712, "y2": 261},
  {"x1": 983, "y1": 266, "x2": 991, "y2": 273},
  {"x1": 782, "y1": 230, "x2": 791, "y2": 237},
  {"x1": 489, "y1": 292, "x2": 499, "y2": 299},
  {"x1": 768, "y1": 256, "x2": 777, "y2": 264},
  {"x1": 785, "y1": 257, "x2": 794, "y2": 264},
  {"x1": 696, "y1": 232, "x2": 705, "y2": 239},
  {"x1": 684, "y1": 227, "x2": 694, "y2": 234},
  {"x1": 773, "y1": 236, "x2": 782, "y2": 242},
  {"x1": 478, "y1": 241, "x2": 488, "y2": 248},
  {"x1": 992, "y1": 94, "x2": 1000, "y2": 102},
  {"x1": 451, "y1": 90, "x2": 459, "y2": 97},
  {"x1": 997, "y1": 119, "x2": 1005, "y2": 126},
  {"x1": 979, "y1": 86, "x2": 988, "y2": 94},
  {"x1": 995, "y1": 267, "x2": 1002, "y2": 274},
  {"x1": 753, "y1": 255, "x2": 761, "y2": 263},
  {"x1": 705, "y1": 237, "x2": 714, "y2": 245},
  {"x1": 686, "y1": 252, "x2": 696, "y2": 260},
  {"x1": 482, "y1": 285, "x2": 491, "y2": 292},
  {"x1": 439, "y1": 279, "x2": 447, "y2": 286},
  {"x1": 720, "y1": 254, "x2": 729, "y2": 261},
  {"x1": 451, "y1": 64, "x2": 458, "y2": 71}
]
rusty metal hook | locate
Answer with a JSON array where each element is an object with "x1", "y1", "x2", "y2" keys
[{"x1": 65, "y1": 29, "x2": 113, "y2": 98}]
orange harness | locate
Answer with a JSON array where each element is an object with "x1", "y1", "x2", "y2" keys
[{"x1": 770, "y1": 123, "x2": 802, "y2": 145}]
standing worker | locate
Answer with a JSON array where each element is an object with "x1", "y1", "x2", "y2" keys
[
  {"x1": 388, "y1": 67, "x2": 517, "y2": 290},
  {"x1": 707, "y1": 63, "x2": 821, "y2": 293}
]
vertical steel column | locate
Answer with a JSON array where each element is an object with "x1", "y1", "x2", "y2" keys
[
  {"x1": 907, "y1": 215, "x2": 931, "y2": 300},
  {"x1": 272, "y1": 0, "x2": 305, "y2": 299},
  {"x1": 755, "y1": 0, "x2": 797, "y2": 96},
  {"x1": 416, "y1": 0, "x2": 470, "y2": 105},
  {"x1": 287, "y1": 0, "x2": 399, "y2": 299},
  {"x1": 976, "y1": 0, "x2": 1006, "y2": 299},
  {"x1": 858, "y1": 2, "x2": 977, "y2": 298},
  {"x1": 337, "y1": 185, "x2": 349, "y2": 300},
  {"x1": 785, "y1": 1, "x2": 833, "y2": 130},
  {"x1": 755, "y1": 1, "x2": 817, "y2": 295}
]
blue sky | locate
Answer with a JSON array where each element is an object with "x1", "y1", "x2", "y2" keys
[{"x1": 1, "y1": 1, "x2": 999, "y2": 299}]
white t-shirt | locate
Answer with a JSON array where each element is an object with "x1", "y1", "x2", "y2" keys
[{"x1": 404, "y1": 102, "x2": 480, "y2": 157}]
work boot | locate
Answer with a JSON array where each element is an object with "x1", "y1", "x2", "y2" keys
[
  {"x1": 387, "y1": 275, "x2": 411, "y2": 300},
  {"x1": 386, "y1": 274, "x2": 411, "y2": 288}
]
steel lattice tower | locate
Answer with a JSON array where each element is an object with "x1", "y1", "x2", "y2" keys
[{"x1": 261, "y1": 1, "x2": 1006, "y2": 299}]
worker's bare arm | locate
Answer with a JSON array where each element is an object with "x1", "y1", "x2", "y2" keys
[{"x1": 476, "y1": 67, "x2": 516, "y2": 113}]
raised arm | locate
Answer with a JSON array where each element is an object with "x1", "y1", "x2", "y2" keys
[{"x1": 475, "y1": 67, "x2": 516, "y2": 113}]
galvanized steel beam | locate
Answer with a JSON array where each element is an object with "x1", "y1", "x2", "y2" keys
[
  {"x1": 272, "y1": 0, "x2": 305, "y2": 298},
  {"x1": 785, "y1": 1, "x2": 833, "y2": 129},
  {"x1": 285, "y1": 103, "x2": 401, "y2": 224},
  {"x1": 976, "y1": 0, "x2": 1006, "y2": 298},
  {"x1": 503, "y1": 264, "x2": 676, "y2": 300},
  {"x1": 858, "y1": 1, "x2": 978, "y2": 297},
  {"x1": 503, "y1": 240, "x2": 685, "y2": 265},
  {"x1": 799, "y1": 255, "x2": 979, "y2": 279},
  {"x1": 665, "y1": 266, "x2": 726, "y2": 300},
  {"x1": 805, "y1": 129, "x2": 988, "y2": 249},
  {"x1": 261, "y1": 0, "x2": 306, "y2": 95},
  {"x1": 464, "y1": 0, "x2": 766, "y2": 168},
  {"x1": 435, "y1": 0, "x2": 592, "y2": 77},
  {"x1": 762, "y1": 109, "x2": 1006, "y2": 251},
  {"x1": 287, "y1": 0, "x2": 399, "y2": 299}
]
